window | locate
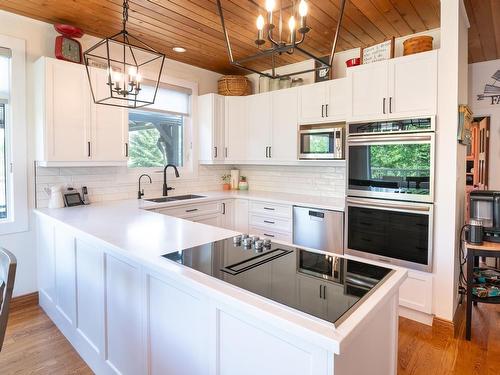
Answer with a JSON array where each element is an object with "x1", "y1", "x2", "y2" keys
[
  {"x1": 0, "y1": 36, "x2": 28, "y2": 235},
  {"x1": 128, "y1": 82, "x2": 191, "y2": 168}
]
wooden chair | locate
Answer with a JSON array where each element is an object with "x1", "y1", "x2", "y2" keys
[{"x1": 0, "y1": 248, "x2": 17, "y2": 352}]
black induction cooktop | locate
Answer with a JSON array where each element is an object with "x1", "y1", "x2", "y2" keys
[{"x1": 162, "y1": 236, "x2": 393, "y2": 326}]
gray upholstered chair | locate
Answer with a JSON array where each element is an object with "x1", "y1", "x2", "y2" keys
[{"x1": 0, "y1": 248, "x2": 16, "y2": 352}]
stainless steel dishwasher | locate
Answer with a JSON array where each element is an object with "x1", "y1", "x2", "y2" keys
[{"x1": 293, "y1": 206, "x2": 344, "y2": 254}]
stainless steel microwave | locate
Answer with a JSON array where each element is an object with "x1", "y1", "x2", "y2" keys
[{"x1": 299, "y1": 124, "x2": 345, "y2": 160}]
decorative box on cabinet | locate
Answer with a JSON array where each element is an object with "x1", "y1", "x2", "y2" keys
[{"x1": 34, "y1": 57, "x2": 128, "y2": 166}]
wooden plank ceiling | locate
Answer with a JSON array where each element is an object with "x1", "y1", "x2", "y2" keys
[
  {"x1": 464, "y1": 0, "x2": 500, "y2": 64},
  {"x1": 0, "y1": 0, "x2": 441, "y2": 74}
]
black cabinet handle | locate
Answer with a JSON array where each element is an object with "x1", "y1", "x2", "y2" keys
[
  {"x1": 268, "y1": 146, "x2": 271, "y2": 158},
  {"x1": 389, "y1": 97, "x2": 393, "y2": 113},
  {"x1": 87, "y1": 142, "x2": 91, "y2": 157},
  {"x1": 383, "y1": 98, "x2": 386, "y2": 114},
  {"x1": 263, "y1": 207, "x2": 275, "y2": 211},
  {"x1": 322, "y1": 285, "x2": 327, "y2": 300},
  {"x1": 325, "y1": 104, "x2": 328, "y2": 117},
  {"x1": 321, "y1": 104, "x2": 324, "y2": 118},
  {"x1": 125, "y1": 143, "x2": 129, "y2": 157},
  {"x1": 225, "y1": 147, "x2": 228, "y2": 158},
  {"x1": 263, "y1": 220, "x2": 275, "y2": 224},
  {"x1": 319, "y1": 285, "x2": 323, "y2": 298},
  {"x1": 222, "y1": 202, "x2": 226, "y2": 215},
  {"x1": 186, "y1": 208, "x2": 198, "y2": 213},
  {"x1": 265, "y1": 146, "x2": 269, "y2": 158},
  {"x1": 214, "y1": 147, "x2": 218, "y2": 158},
  {"x1": 263, "y1": 233, "x2": 275, "y2": 238}
]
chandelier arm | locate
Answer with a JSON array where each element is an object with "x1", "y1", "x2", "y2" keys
[
  {"x1": 216, "y1": 0, "x2": 235, "y2": 63},
  {"x1": 267, "y1": 29, "x2": 280, "y2": 47},
  {"x1": 295, "y1": 45, "x2": 331, "y2": 67},
  {"x1": 328, "y1": 0, "x2": 346, "y2": 66}
]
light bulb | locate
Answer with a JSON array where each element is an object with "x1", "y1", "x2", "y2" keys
[
  {"x1": 128, "y1": 66, "x2": 137, "y2": 78},
  {"x1": 113, "y1": 71, "x2": 123, "y2": 83},
  {"x1": 256, "y1": 15, "x2": 265, "y2": 30},
  {"x1": 288, "y1": 15, "x2": 296, "y2": 31},
  {"x1": 136, "y1": 73, "x2": 142, "y2": 83},
  {"x1": 299, "y1": 0, "x2": 308, "y2": 17},
  {"x1": 265, "y1": 0, "x2": 275, "y2": 12}
]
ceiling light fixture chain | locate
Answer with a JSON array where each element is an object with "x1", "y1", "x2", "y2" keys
[
  {"x1": 122, "y1": 0, "x2": 129, "y2": 32},
  {"x1": 216, "y1": 0, "x2": 346, "y2": 79}
]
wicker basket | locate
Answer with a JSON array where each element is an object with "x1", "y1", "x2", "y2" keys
[
  {"x1": 403, "y1": 36, "x2": 433, "y2": 56},
  {"x1": 218, "y1": 75, "x2": 252, "y2": 96}
]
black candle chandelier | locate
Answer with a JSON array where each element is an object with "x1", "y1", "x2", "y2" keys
[
  {"x1": 83, "y1": 0, "x2": 165, "y2": 108},
  {"x1": 216, "y1": 0, "x2": 346, "y2": 78}
]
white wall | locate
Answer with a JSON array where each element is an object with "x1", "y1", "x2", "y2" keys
[
  {"x1": 0, "y1": 9, "x2": 224, "y2": 296},
  {"x1": 468, "y1": 58, "x2": 500, "y2": 190}
]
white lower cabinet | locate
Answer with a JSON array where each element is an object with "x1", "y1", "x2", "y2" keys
[
  {"x1": 147, "y1": 274, "x2": 209, "y2": 375},
  {"x1": 154, "y1": 200, "x2": 233, "y2": 229},
  {"x1": 399, "y1": 270, "x2": 433, "y2": 314},
  {"x1": 105, "y1": 254, "x2": 143, "y2": 375},
  {"x1": 54, "y1": 230, "x2": 76, "y2": 327}
]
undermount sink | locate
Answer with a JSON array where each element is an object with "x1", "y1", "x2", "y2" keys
[{"x1": 146, "y1": 194, "x2": 206, "y2": 203}]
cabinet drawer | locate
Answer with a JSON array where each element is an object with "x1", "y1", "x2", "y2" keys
[
  {"x1": 156, "y1": 201, "x2": 222, "y2": 219},
  {"x1": 249, "y1": 201, "x2": 292, "y2": 219},
  {"x1": 249, "y1": 214, "x2": 292, "y2": 233},
  {"x1": 248, "y1": 226, "x2": 292, "y2": 243}
]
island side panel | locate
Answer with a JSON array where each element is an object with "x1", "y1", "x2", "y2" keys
[{"x1": 334, "y1": 293, "x2": 399, "y2": 375}]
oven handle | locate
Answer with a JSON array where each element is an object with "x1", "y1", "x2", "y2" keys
[
  {"x1": 346, "y1": 197, "x2": 431, "y2": 212},
  {"x1": 347, "y1": 134, "x2": 433, "y2": 144}
]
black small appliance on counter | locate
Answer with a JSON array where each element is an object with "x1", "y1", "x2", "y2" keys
[{"x1": 469, "y1": 190, "x2": 500, "y2": 243}]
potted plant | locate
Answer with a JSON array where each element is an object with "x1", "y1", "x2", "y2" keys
[
  {"x1": 238, "y1": 176, "x2": 249, "y2": 190},
  {"x1": 221, "y1": 173, "x2": 231, "y2": 190}
]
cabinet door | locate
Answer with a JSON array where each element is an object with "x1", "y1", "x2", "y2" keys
[
  {"x1": 388, "y1": 50, "x2": 437, "y2": 117},
  {"x1": 297, "y1": 275, "x2": 325, "y2": 317},
  {"x1": 198, "y1": 94, "x2": 225, "y2": 162},
  {"x1": 298, "y1": 82, "x2": 327, "y2": 124},
  {"x1": 326, "y1": 78, "x2": 348, "y2": 122},
  {"x1": 247, "y1": 93, "x2": 272, "y2": 161},
  {"x1": 221, "y1": 200, "x2": 234, "y2": 230},
  {"x1": 192, "y1": 212, "x2": 223, "y2": 227},
  {"x1": 45, "y1": 58, "x2": 91, "y2": 161},
  {"x1": 234, "y1": 199, "x2": 249, "y2": 233},
  {"x1": 90, "y1": 67, "x2": 128, "y2": 162},
  {"x1": 54, "y1": 230, "x2": 76, "y2": 326},
  {"x1": 105, "y1": 254, "x2": 144, "y2": 375},
  {"x1": 225, "y1": 96, "x2": 247, "y2": 161},
  {"x1": 271, "y1": 88, "x2": 298, "y2": 161},
  {"x1": 348, "y1": 61, "x2": 389, "y2": 122}
]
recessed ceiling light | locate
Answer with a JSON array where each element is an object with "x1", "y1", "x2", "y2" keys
[{"x1": 172, "y1": 47, "x2": 187, "y2": 53}]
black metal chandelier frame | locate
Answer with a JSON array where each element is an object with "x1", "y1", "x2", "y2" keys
[
  {"x1": 215, "y1": 0, "x2": 346, "y2": 79},
  {"x1": 83, "y1": 0, "x2": 165, "y2": 109}
]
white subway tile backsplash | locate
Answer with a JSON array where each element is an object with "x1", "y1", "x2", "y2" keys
[{"x1": 35, "y1": 164, "x2": 345, "y2": 208}]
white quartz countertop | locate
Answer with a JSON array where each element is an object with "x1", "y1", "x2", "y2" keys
[{"x1": 139, "y1": 190, "x2": 346, "y2": 212}]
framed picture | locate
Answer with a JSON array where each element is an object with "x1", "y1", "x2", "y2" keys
[
  {"x1": 314, "y1": 56, "x2": 331, "y2": 83},
  {"x1": 361, "y1": 38, "x2": 394, "y2": 65}
]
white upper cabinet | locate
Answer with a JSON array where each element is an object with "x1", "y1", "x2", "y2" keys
[
  {"x1": 298, "y1": 78, "x2": 348, "y2": 124},
  {"x1": 225, "y1": 96, "x2": 248, "y2": 162},
  {"x1": 35, "y1": 57, "x2": 91, "y2": 162},
  {"x1": 198, "y1": 93, "x2": 225, "y2": 162},
  {"x1": 247, "y1": 92, "x2": 272, "y2": 161},
  {"x1": 271, "y1": 87, "x2": 298, "y2": 161},
  {"x1": 89, "y1": 67, "x2": 129, "y2": 162},
  {"x1": 388, "y1": 50, "x2": 438, "y2": 117},
  {"x1": 35, "y1": 57, "x2": 128, "y2": 165},
  {"x1": 348, "y1": 61, "x2": 389, "y2": 122},
  {"x1": 347, "y1": 50, "x2": 438, "y2": 122},
  {"x1": 298, "y1": 81, "x2": 327, "y2": 124}
]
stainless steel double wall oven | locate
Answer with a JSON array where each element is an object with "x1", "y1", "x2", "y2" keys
[{"x1": 345, "y1": 117, "x2": 435, "y2": 272}]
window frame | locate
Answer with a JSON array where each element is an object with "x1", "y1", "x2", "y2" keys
[
  {"x1": 127, "y1": 75, "x2": 199, "y2": 180},
  {"x1": 0, "y1": 35, "x2": 28, "y2": 235}
]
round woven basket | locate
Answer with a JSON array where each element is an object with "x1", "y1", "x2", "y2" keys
[
  {"x1": 218, "y1": 75, "x2": 252, "y2": 96},
  {"x1": 403, "y1": 36, "x2": 433, "y2": 56}
]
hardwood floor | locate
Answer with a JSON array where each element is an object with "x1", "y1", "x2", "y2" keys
[{"x1": 0, "y1": 302, "x2": 498, "y2": 374}]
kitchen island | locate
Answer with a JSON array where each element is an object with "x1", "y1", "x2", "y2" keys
[{"x1": 35, "y1": 198, "x2": 406, "y2": 375}]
